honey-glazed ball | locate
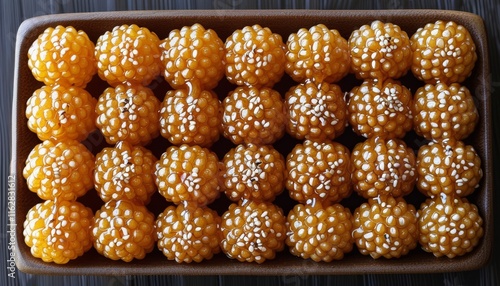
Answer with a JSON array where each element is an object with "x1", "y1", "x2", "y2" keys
[
  {"x1": 410, "y1": 20, "x2": 477, "y2": 84},
  {"x1": 224, "y1": 24, "x2": 286, "y2": 87},
  {"x1": 285, "y1": 24, "x2": 350, "y2": 83},
  {"x1": 412, "y1": 82, "x2": 478, "y2": 142},
  {"x1": 349, "y1": 20, "x2": 412, "y2": 81}
]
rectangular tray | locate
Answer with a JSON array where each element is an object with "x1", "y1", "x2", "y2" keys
[{"x1": 12, "y1": 9, "x2": 493, "y2": 275}]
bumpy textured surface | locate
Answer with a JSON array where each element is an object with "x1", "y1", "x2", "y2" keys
[
  {"x1": 285, "y1": 24, "x2": 350, "y2": 83},
  {"x1": 348, "y1": 20, "x2": 412, "y2": 81},
  {"x1": 95, "y1": 24, "x2": 162, "y2": 86},
  {"x1": 412, "y1": 82, "x2": 478, "y2": 141},
  {"x1": 95, "y1": 84, "x2": 160, "y2": 146},
  {"x1": 351, "y1": 137, "x2": 417, "y2": 199},
  {"x1": 410, "y1": 20, "x2": 477, "y2": 84},
  {"x1": 23, "y1": 139, "x2": 94, "y2": 201},
  {"x1": 23, "y1": 200, "x2": 93, "y2": 264},
  {"x1": 286, "y1": 202, "x2": 353, "y2": 262},
  {"x1": 92, "y1": 199, "x2": 156, "y2": 262},
  {"x1": 220, "y1": 200, "x2": 287, "y2": 263},
  {"x1": 353, "y1": 196, "x2": 419, "y2": 259},
  {"x1": 418, "y1": 194, "x2": 484, "y2": 258},
  {"x1": 26, "y1": 84, "x2": 97, "y2": 142},
  {"x1": 224, "y1": 24, "x2": 286, "y2": 87},
  {"x1": 160, "y1": 23, "x2": 225, "y2": 89},
  {"x1": 155, "y1": 144, "x2": 220, "y2": 206},
  {"x1": 222, "y1": 86, "x2": 286, "y2": 145},
  {"x1": 348, "y1": 79, "x2": 413, "y2": 139},
  {"x1": 416, "y1": 139, "x2": 482, "y2": 198},
  {"x1": 285, "y1": 81, "x2": 347, "y2": 141},
  {"x1": 159, "y1": 88, "x2": 221, "y2": 147},
  {"x1": 155, "y1": 203, "x2": 221, "y2": 263},
  {"x1": 28, "y1": 25, "x2": 97, "y2": 87},
  {"x1": 94, "y1": 141, "x2": 157, "y2": 204},
  {"x1": 286, "y1": 140, "x2": 352, "y2": 204},
  {"x1": 221, "y1": 143, "x2": 286, "y2": 202}
]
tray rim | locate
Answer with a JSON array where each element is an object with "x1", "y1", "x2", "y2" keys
[{"x1": 11, "y1": 9, "x2": 493, "y2": 276}]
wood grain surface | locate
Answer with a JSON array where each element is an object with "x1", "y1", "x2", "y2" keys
[{"x1": 1, "y1": 1, "x2": 499, "y2": 285}]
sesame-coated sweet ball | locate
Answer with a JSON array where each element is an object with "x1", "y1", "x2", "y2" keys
[
  {"x1": 224, "y1": 24, "x2": 286, "y2": 88},
  {"x1": 412, "y1": 82, "x2": 478, "y2": 142},
  {"x1": 418, "y1": 194, "x2": 484, "y2": 258},
  {"x1": 285, "y1": 81, "x2": 347, "y2": 141},
  {"x1": 286, "y1": 140, "x2": 352, "y2": 204},
  {"x1": 155, "y1": 203, "x2": 221, "y2": 263},
  {"x1": 160, "y1": 23, "x2": 225, "y2": 90},
  {"x1": 410, "y1": 20, "x2": 477, "y2": 84},
  {"x1": 23, "y1": 139, "x2": 94, "y2": 201},
  {"x1": 26, "y1": 84, "x2": 97, "y2": 142},
  {"x1": 95, "y1": 84, "x2": 160, "y2": 146},
  {"x1": 95, "y1": 24, "x2": 162, "y2": 86},
  {"x1": 23, "y1": 199, "x2": 93, "y2": 264},
  {"x1": 347, "y1": 79, "x2": 413, "y2": 139},
  {"x1": 222, "y1": 86, "x2": 286, "y2": 145},
  {"x1": 92, "y1": 199, "x2": 156, "y2": 262},
  {"x1": 286, "y1": 201, "x2": 353, "y2": 262},
  {"x1": 159, "y1": 87, "x2": 222, "y2": 147},
  {"x1": 28, "y1": 25, "x2": 97, "y2": 87},
  {"x1": 94, "y1": 141, "x2": 157, "y2": 204},
  {"x1": 285, "y1": 24, "x2": 350, "y2": 83},
  {"x1": 221, "y1": 143, "x2": 286, "y2": 202},
  {"x1": 155, "y1": 144, "x2": 220, "y2": 206},
  {"x1": 349, "y1": 20, "x2": 412, "y2": 81},
  {"x1": 351, "y1": 137, "x2": 416, "y2": 199},
  {"x1": 416, "y1": 139, "x2": 482, "y2": 198},
  {"x1": 352, "y1": 196, "x2": 419, "y2": 259},
  {"x1": 220, "y1": 200, "x2": 287, "y2": 263}
]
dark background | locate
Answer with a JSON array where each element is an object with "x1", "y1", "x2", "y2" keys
[{"x1": 1, "y1": 1, "x2": 499, "y2": 285}]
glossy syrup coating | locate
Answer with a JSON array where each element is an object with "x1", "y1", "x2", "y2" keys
[
  {"x1": 286, "y1": 201, "x2": 353, "y2": 262},
  {"x1": 221, "y1": 143, "x2": 286, "y2": 202},
  {"x1": 92, "y1": 199, "x2": 156, "y2": 262},
  {"x1": 28, "y1": 25, "x2": 97, "y2": 87},
  {"x1": 95, "y1": 84, "x2": 160, "y2": 146},
  {"x1": 222, "y1": 86, "x2": 286, "y2": 145},
  {"x1": 418, "y1": 194, "x2": 484, "y2": 258},
  {"x1": 23, "y1": 199, "x2": 93, "y2": 264},
  {"x1": 410, "y1": 20, "x2": 477, "y2": 84},
  {"x1": 286, "y1": 140, "x2": 352, "y2": 204},
  {"x1": 159, "y1": 87, "x2": 222, "y2": 147},
  {"x1": 95, "y1": 24, "x2": 162, "y2": 86},
  {"x1": 26, "y1": 84, "x2": 97, "y2": 142},
  {"x1": 416, "y1": 139, "x2": 482, "y2": 198},
  {"x1": 160, "y1": 23, "x2": 225, "y2": 90},
  {"x1": 351, "y1": 137, "x2": 416, "y2": 199},
  {"x1": 23, "y1": 139, "x2": 94, "y2": 201},
  {"x1": 285, "y1": 24, "x2": 350, "y2": 83},
  {"x1": 348, "y1": 20, "x2": 412, "y2": 81},
  {"x1": 155, "y1": 144, "x2": 221, "y2": 206},
  {"x1": 220, "y1": 200, "x2": 287, "y2": 263},
  {"x1": 285, "y1": 81, "x2": 347, "y2": 141},
  {"x1": 353, "y1": 196, "x2": 419, "y2": 259},
  {"x1": 94, "y1": 141, "x2": 158, "y2": 204},
  {"x1": 155, "y1": 203, "x2": 221, "y2": 263},
  {"x1": 347, "y1": 79, "x2": 413, "y2": 139},
  {"x1": 412, "y1": 82, "x2": 478, "y2": 142},
  {"x1": 224, "y1": 24, "x2": 286, "y2": 88}
]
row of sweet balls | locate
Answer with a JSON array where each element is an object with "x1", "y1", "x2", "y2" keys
[
  {"x1": 26, "y1": 74, "x2": 479, "y2": 150},
  {"x1": 28, "y1": 19, "x2": 477, "y2": 92}
]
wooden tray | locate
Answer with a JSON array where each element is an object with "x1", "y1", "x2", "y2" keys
[{"x1": 12, "y1": 9, "x2": 493, "y2": 275}]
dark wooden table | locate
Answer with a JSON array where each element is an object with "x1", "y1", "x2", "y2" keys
[{"x1": 1, "y1": 1, "x2": 498, "y2": 285}]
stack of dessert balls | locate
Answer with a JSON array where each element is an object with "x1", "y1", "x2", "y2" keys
[{"x1": 21, "y1": 18, "x2": 484, "y2": 265}]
